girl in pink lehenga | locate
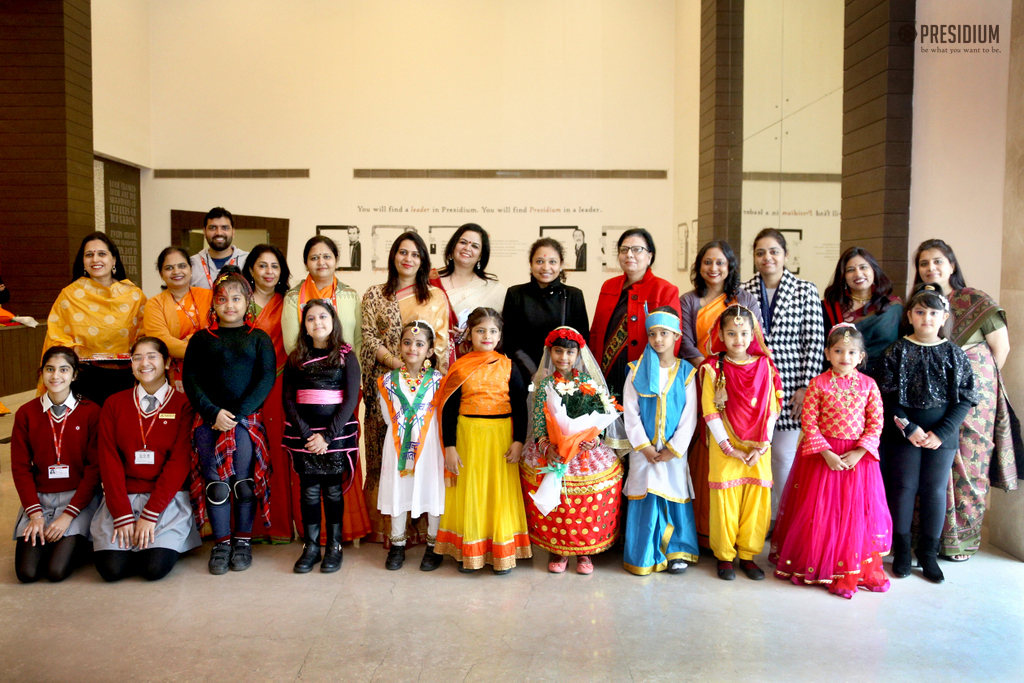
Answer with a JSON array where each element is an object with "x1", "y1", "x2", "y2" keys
[{"x1": 769, "y1": 323, "x2": 891, "y2": 599}]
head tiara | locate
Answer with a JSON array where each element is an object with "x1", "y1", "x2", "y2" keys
[
  {"x1": 545, "y1": 326, "x2": 586, "y2": 348},
  {"x1": 407, "y1": 319, "x2": 436, "y2": 337}
]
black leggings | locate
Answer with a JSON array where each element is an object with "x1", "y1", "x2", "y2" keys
[
  {"x1": 94, "y1": 549, "x2": 180, "y2": 582},
  {"x1": 15, "y1": 535, "x2": 87, "y2": 583},
  {"x1": 885, "y1": 443, "x2": 957, "y2": 537},
  {"x1": 298, "y1": 474, "x2": 346, "y2": 527}
]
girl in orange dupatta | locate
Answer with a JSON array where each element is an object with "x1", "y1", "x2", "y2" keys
[
  {"x1": 435, "y1": 308, "x2": 532, "y2": 574},
  {"x1": 244, "y1": 245, "x2": 297, "y2": 544},
  {"x1": 678, "y1": 241, "x2": 761, "y2": 549},
  {"x1": 142, "y1": 247, "x2": 213, "y2": 393}
]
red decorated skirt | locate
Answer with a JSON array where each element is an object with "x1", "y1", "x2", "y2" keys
[{"x1": 519, "y1": 460, "x2": 624, "y2": 557}]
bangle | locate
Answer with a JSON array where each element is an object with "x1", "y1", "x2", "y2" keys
[
  {"x1": 381, "y1": 351, "x2": 392, "y2": 365},
  {"x1": 719, "y1": 440, "x2": 735, "y2": 456}
]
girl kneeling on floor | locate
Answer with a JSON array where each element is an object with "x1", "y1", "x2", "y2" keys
[
  {"x1": 377, "y1": 320, "x2": 445, "y2": 571},
  {"x1": 434, "y1": 307, "x2": 532, "y2": 574},
  {"x1": 184, "y1": 267, "x2": 277, "y2": 575},
  {"x1": 12, "y1": 347, "x2": 102, "y2": 583},
  {"x1": 91, "y1": 337, "x2": 201, "y2": 581},
  {"x1": 284, "y1": 299, "x2": 361, "y2": 574},
  {"x1": 700, "y1": 305, "x2": 782, "y2": 581},
  {"x1": 769, "y1": 323, "x2": 891, "y2": 598}
]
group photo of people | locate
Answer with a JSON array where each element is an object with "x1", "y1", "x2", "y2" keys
[{"x1": 10, "y1": 208, "x2": 1018, "y2": 600}]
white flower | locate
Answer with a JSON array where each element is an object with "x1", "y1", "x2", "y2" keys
[{"x1": 555, "y1": 381, "x2": 578, "y2": 396}]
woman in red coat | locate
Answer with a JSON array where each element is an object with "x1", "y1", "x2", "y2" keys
[{"x1": 590, "y1": 228, "x2": 682, "y2": 403}]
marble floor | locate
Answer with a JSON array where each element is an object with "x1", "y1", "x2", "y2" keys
[{"x1": 1, "y1": 389, "x2": 1023, "y2": 682}]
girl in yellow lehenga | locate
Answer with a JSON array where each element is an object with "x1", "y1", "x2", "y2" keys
[
  {"x1": 435, "y1": 307, "x2": 532, "y2": 574},
  {"x1": 678, "y1": 241, "x2": 761, "y2": 549}
]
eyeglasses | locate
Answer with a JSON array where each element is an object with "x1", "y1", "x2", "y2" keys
[{"x1": 618, "y1": 246, "x2": 649, "y2": 256}]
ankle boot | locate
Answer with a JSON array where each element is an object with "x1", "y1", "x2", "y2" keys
[
  {"x1": 385, "y1": 544, "x2": 406, "y2": 570},
  {"x1": 321, "y1": 523, "x2": 343, "y2": 573},
  {"x1": 293, "y1": 523, "x2": 322, "y2": 573},
  {"x1": 891, "y1": 533, "x2": 912, "y2": 578},
  {"x1": 916, "y1": 535, "x2": 945, "y2": 583}
]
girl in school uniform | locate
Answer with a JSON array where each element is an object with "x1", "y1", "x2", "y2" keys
[
  {"x1": 434, "y1": 307, "x2": 532, "y2": 574},
  {"x1": 880, "y1": 284, "x2": 978, "y2": 583},
  {"x1": 699, "y1": 305, "x2": 783, "y2": 582},
  {"x1": 377, "y1": 320, "x2": 446, "y2": 571},
  {"x1": 90, "y1": 337, "x2": 201, "y2": 581},
  {"x1": 11, "y1": 347, "x2": 102, "y2": 582},
  {"x1": 183, "y1": 267, "x2": 277, "y2": 575},
  {"x1": 770, "y1": 323, "x2": 891, "y2": 599},
  {"x1": 283, "y1": 299, "x2": 361, "y2": 574}
]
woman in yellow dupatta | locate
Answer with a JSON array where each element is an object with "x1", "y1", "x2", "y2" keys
[
  {"x1": 141, "y1": 247, "x2": 213, "y2": 392},
  {"x1": 43, "y1": 232, "x2": 146, "y2": 406},
  {"x1": 283, "y1": 235, "x2": 369, "y2": 543},
  {"x1": 361, "y1": 231, "x2": 450, "y2": 543},
  {"x1": 678, "y1": 241, "x2": 761, "y2": 549}
]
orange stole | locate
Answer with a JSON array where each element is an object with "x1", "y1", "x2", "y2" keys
[{"x1": 297, "y1": 275, "x2": 337, "y2": 320}]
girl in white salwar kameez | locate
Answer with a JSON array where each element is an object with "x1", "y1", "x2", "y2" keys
[{"x1": 377, "y1": 320, "x2": 445, "y2": 571}]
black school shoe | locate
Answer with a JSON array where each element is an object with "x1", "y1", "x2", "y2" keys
[
  {"x1": 385, "y1": 545, "x2": 406, "y2": 571},
  {"x1": 229, "y1": 540, "x2": 252, "y2": 572},
  {"x1": 666, "y1": 559, "x2": 688, "y2": 574},
  {"x1": 420, "y1": 545, "x2": 443, "y2": 571},
  {"x1": 740, "y1": 560, "x2": 764, "y2": 580},
  {"x1": 209, "y1": 544, "x2": 230, "y2": 575},
  {"x1": 717, "y1": 561, "x2": 736, "y2": 580},
  {"x1": 493, "y1": 567, "x2": 512, "y2": 575}
]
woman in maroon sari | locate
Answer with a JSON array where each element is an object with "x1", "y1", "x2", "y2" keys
[{"x1": 912, "y1": 239, "x2": 1017, "y2": 561}]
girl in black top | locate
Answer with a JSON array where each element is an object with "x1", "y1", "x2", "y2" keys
[
  {"x1": 502, "y1": 238, "x2": 589, "y2": 384},
  {"x1": 283, "y1": 300, "x2": 360, "y2": 574},
  {"x1": 879, "y1": 285, "x2": 977, "y2": 584},
  {"x1": 183, "y1": 267, "x2": 276, "y2": 575}
]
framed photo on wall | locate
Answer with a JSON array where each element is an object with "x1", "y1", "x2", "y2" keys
[
  {"x1": 600, "y1": 226, "x2": 636, "y2": 272},
  {"x1": 428, "y1": 225, "x2": 461, "y2": 262},
  {"x1": 779, "y1": 228, "x2": 803, "y2": 275},
  {"x1": 316, "y1": 225, "x2": 361, "y2": 271},
  {"x1": 539, "y1": 226, "x2": 585, "y2": 272},
  {"x1": 371, "y1": 225, "x2": 417, "y2": 271}
]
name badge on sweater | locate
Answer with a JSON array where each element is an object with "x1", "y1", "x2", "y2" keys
[
  {"x1": 159, "y1": 412, "x2": 176, "y2": 420},
  {"x1": 135, "y1": 450, "x2": 155, "y2": 465},
  {"x1": 48, "y1": 465, "x2": 70, "y2": 479}
]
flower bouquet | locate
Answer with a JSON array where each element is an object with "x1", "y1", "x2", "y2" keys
[{"x1": 530, "y1": 370, "x2": 623, "y2": 516}]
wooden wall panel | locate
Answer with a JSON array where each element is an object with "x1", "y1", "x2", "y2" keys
[
  {"x1": 841, "y1": 0, "x2": 915, "y2": 294},
  {"x1": 0, "y1": 0, "x2": 94, "y2": 322},
  {"x1": 697, "y1": 0, "x2": 744, "y2": 247}
]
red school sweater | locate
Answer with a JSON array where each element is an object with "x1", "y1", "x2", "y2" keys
[
  {"x1": 98, "y1": 388, "x2": 194, "y2": 529},
  {"x1": 10, "y1": 398, "x2": 102, "y2": 519}
]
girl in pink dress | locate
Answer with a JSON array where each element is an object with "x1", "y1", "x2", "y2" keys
[{"x1": 769, "y1": 323, "x2": 891, "y2": 599}]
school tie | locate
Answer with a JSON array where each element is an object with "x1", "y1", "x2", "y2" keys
[
  {"x1": 50, "y1": 403, "x2": 67, "y2": 418},
  {"x1": 144, "y1": 395, "x2": 157, "y2": 413}
]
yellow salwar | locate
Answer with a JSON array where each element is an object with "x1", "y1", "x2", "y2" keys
[
  {"x1": 434, "y1": 417, "x2": 532, "y2": 570},
  {"x1": 709, "y1": 484, "x2": 771, "y2": 562}
]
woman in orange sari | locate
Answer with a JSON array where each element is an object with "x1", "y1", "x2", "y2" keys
[
  {"x1": 678, "y1": 241, "x2": 761, "y2": 549},
  {"x1": 142, "y1": 247, "x2": 213, "y2": 393},
  {"x1": 243, "y1": 244, "x2": 295, "y2": 543},
  {"x1": 283, "y1": 236, "x2": 370, "y2": 543}
]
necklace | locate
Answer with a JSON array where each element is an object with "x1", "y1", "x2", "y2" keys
[
  {"x1": 850, "y1": 293, "x2": 871, "y2": 303},
  {"x1": 400, "y1": 364, "x2": 428, "y2": 392},
  {"x1": 829, "y1": 370, "x2": 859, "y2": 409}
]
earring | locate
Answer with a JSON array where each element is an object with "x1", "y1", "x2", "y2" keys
[
  {"x1": 424, "y1": 358, "x2": 432, "y2": 369},
  {"x1": 475, "y1": 261, "x2": 482, "y2": 271}
]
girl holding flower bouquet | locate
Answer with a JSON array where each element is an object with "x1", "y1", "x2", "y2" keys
[
  {"x1": 520, "y1": 326, "x2": 624, "y2": 574},
  {"x1": 622, "y1": 307, "x2": 701, "y2": 576}
]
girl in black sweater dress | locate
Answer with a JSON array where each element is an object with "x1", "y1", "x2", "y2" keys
[{"x1": 283, "y1": 299, "x2": 361, "y2": 573}]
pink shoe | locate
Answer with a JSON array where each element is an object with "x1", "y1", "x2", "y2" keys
[
  {"x1": 576, "y1": 556, "x2": 594, "y2": 575},
  {"x1": 832, "y1": 588, "x2": 855, "y2": 600},
  {"x1": 548, "y1": 554, "x2": 569, "y2": 573}
]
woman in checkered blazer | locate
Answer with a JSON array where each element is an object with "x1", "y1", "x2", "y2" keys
[{"x1": 740, "y1": 229, "x2": 825, "y2": 522}]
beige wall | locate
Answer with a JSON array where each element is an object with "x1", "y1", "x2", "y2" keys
[
  {"x1": 94, "y1": 0, "x2": 686, "y2": 307},
  {"x1": 988, "y1": 0, "x2": 1024, "y2": 561},
  {"x1": 92, "y1": 0, "x2": 151, "y2": 167},
  {"x1": 909, "y1": 0, "x2": 1011, "y2": 297},
  {"x1": 672, "y1": 0, "x2": 701, "y2": 287}
]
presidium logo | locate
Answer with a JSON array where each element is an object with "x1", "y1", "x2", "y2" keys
[{"x1": 898, "y1": 22, "x2": 1002, "y2": 54}]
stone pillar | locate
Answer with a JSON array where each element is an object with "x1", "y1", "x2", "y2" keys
[{"x1": 987, "y1": 0, "x2": 1024, "y2": 562}]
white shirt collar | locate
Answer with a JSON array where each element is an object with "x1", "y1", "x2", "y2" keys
[
  {"x1": 136, "y1": 382, "x2": 172, "y2": 413},
  {"x1": 41, "y1": 393, "x2": 78, "y2": 414}
]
